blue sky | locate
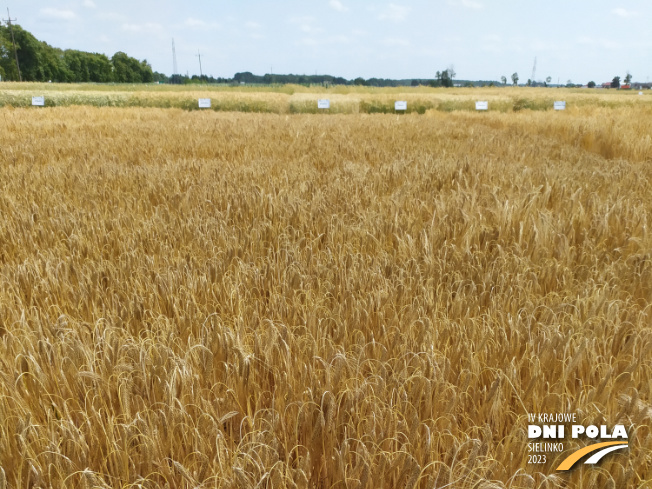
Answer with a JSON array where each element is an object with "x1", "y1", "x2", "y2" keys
[{"x1": 8, "y1": 1, "x2": 652, "y2": 83}]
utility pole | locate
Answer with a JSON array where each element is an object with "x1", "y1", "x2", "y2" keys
[
  {"x1": 196, "y1": 50, "x2": 203, "y2": 79},
  {"x1": 3, "y1": 9, "x2": 21, "y2": 81}
]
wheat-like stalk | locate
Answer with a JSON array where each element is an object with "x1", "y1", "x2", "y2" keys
[{"x1": 0, "y1": 99, "x2": 649, "y2": 488}]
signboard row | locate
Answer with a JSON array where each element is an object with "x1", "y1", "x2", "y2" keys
[
  {"x1": 475, "y1": 100, "x2": 568, "y2": 111},
  {"x1": 313, "y1": 100, "x2": 570, "y2": 111},
  {"x1": 34, "y1": 95, "x2": 636, "y2": 111}
]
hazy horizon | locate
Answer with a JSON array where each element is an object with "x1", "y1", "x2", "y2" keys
[{"x1": 8, "y1": 1, "x2": 652, "y2": 84}]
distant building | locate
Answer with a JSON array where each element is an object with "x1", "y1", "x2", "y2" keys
[
  {"x1": 601, "y1": 82, "x2": 612, "y2": 89},
  {"x1": 632, "y1": 82, "x2": 652, "y2": 90}
]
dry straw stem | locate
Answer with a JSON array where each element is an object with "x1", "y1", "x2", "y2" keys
[{"x1": 0, "y1": 105, "x2": 651, "y2": 488}]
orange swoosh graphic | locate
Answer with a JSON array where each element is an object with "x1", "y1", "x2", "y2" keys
[{"x1": 556, "y1": 441, "x2": 628, "y2": 471}]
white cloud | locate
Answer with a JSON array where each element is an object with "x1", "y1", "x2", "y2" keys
[
  {"x1": 577, "y1": 36, "x2": 621, "y2": 49},
  {"x1": 289, "y1": 16, "x2": 323, "y2": 34},
  {"x1": 480, "y1": 45, "x2": 503, "y2": 54},
  {"x1": 529, "y1": 40, "x2": 560, "y2": 52},
  {"x1": 483, "y1": 34, "x2": 501, "y2": 42},
  {"x1": 97, "y1": 12, "x2": 127, "y2": 22},
  {"x1": 329, "y1": 0, "x2": 348, "y2": 12},
  {"x1": 612, "y1": 8, "x2": 635, "y2": 18},
  {"x1": 448, "y1": 0, "x2": 483, "y2": 9},
  {"x1": 330, "y1": 35, "x2": 351, "y2": 44},
  {"x1": 185, "y1": 17, "x2": 206, "y2": 27},
  {"x1": 122, "y1": 22, "x2": 163, "y2": 33},
  {"x1": 40, "y1": 8, "x2": 77, "y2": 20},
  {"x1": 184, "y1": 17, "x2": 221, "y2": 30},
  {"x1": 82, "y1": 0, "x2": 96, "y2": 8},
  {"x1": 297, "y1": 35, "x2": 351, "y2": 47},
  {"x1": 378, "y1": 4, "x2": 411, "y2": 22},
  {"x1": 382, "y1": 37, "x2": 410, "y2": 47},
  {"x1": 289, "y1": 16, "x2": 315, "y2": 24}
]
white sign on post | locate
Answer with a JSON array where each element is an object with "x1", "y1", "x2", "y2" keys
[
  {"x1": 317, "y1": 99, "x2": 330, "y2": 109},
  {"x1": 198, "y1": 98, "x2": 211, "y2": 108},
  {"x1": 395, "y1": 101, "x2": 407, "y2": 111},
  {"x1": 554, "y1": 101, "x2": 566, "y2": 111},
  {"x1": 475, "y1": 101, "x2": 488, "y2": 111},
  {"x1": 32, "y1": 96, "x2": 45, "y2": 106}
]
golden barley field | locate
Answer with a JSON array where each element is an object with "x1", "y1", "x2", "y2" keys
[{"x1": 0, "y1": 97, "x2": 651, "y2": 489}]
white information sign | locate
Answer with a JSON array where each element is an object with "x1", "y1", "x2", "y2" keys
[
  {"x1": 32, "y1": 96, "x2": 45, "y2": 106},
  {"x1": 475, "y1": 101, "x2": 488, "y2": 111},
  {"x1": 395, "y1": 101, "x2": 407, "y2": 111},
  {"x1": 554, "y1": 101, "x2": 566, "y2": 111},
  {"x1": 198, "y1": 98, "x2": 212, "y2": 108},
  {"x1": 317, "y1": 99, "x2": 330, "y2": 109}
]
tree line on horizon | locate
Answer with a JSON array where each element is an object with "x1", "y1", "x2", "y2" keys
[
  {"x1": 0, "y1": 24, "x2": 477, "y2": 87},
  {"x1": 0, "y1": 24, "x2": 154, "y2": 83},
  {"x1": 2, "y1": 25, "x2": 643, "y2": 89}
]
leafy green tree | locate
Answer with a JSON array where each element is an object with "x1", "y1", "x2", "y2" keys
[
  {"x1": 431, "y1": 68, "x2": 454, "y2": 88},
  {"x1": 501, "y1": 75, "x2": 507, "y2": 86},
  {"x1": 511, "y1": 72, "x2": 519, "y2": 86},
  {"x1": 111, "y1": 52, "x2": 151, "y2": 83},
  {"x1": 0, "y1": 29, "x2": 20, "y2": 80},
  {"x1": 152, "y1": 71, "x2": 168, "y2": 83},
  {"x1": 611, "y1": 76, "x2": 620, "y2": 89},
  {"x1": 9, "y1": 24, "x2": 42, "y2": 81},
  {"x1": 139, "y1": 60, "x2": 153, "y2": 83},
  {"x1": 4, "y1": 26, "x2": 65, "y2": 81},
  {"x1": 624, "y1": 71, "x2": 632, "y2": 85},
  {"x1": 90, "y1": 53, "x2": 114, "y2": 82},
  {"x1": 587, "y1": 81, "x2": 596, "y2": 88},
  {"x1": 0, "y1": 24, "x2": 151, "y2": 83},
  {"x1": 446, "y1": 65, "x2": 456, "y2": 84},
  {"x1": 441, "y1": 70, "x2": 452, "y2": 87},
  {"x1": 62, "y1": 50, "x2": 113, "y2": 82}
]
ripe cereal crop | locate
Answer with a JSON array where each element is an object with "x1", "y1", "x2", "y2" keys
[{"x1": 0, "y1": 98, "x2": 651, "y2": 488}]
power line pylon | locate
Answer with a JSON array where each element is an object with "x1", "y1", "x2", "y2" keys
[
  {"x1": 172, "y1": 38, "x2": 178, "y2": 76},
  {"x1": 196, "y1": 50, "x2": 203, "y2": 79}
]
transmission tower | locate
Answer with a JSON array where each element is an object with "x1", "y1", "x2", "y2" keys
[
  {"x1": 530, "y1": 57, "x2": 537, "y2": 86},
  {"x1": 172, "y1": 38, "x2": 178, "y2": 75},
  {"x1": 3, "y1": 9, "x2": 21, "y2": 81},
  {"x1": 196, "y1": 50, "x2": 203, "y2": 79}
]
